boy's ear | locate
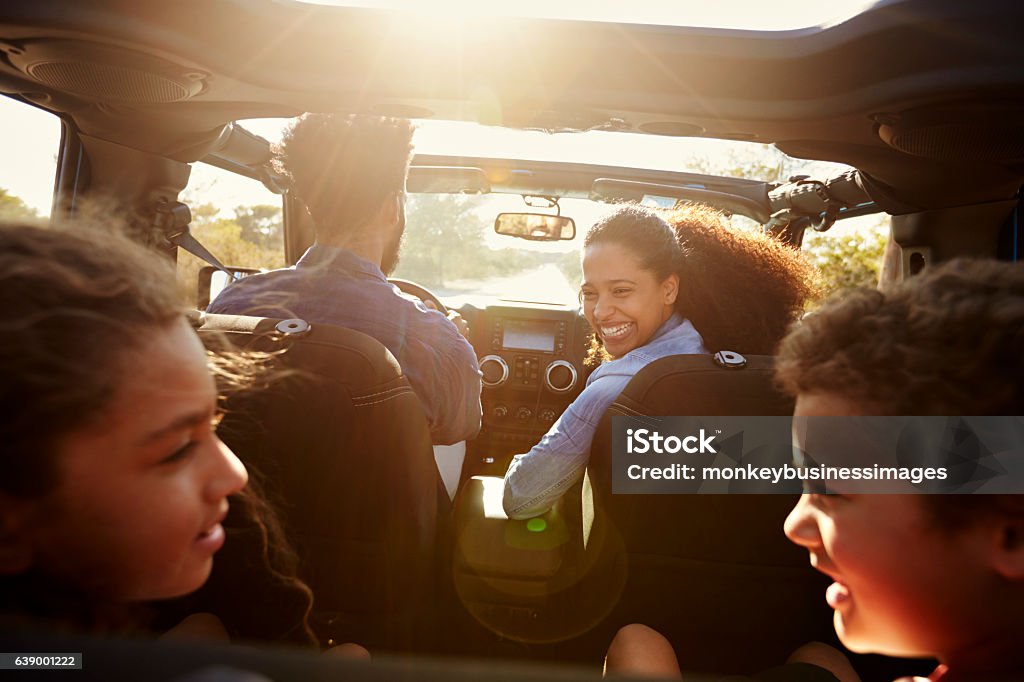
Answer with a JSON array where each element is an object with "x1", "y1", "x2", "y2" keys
[
  {"x1": 990, "y1": 517, "x2": 1024, "y2": 580},
  {"x1": 0, "y1": 500, "x2": 34, "y2": 575}
]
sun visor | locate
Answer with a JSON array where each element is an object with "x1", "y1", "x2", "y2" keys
[{"x1": 407, "y1": 166, "x2": 490, "y2": 194}]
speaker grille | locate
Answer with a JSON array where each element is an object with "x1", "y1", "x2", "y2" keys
[
  {"x1": 884, "y1": 123, "x2": 1024, "y2": 163},
  {"x1": 26, "y1": 60, "x2": 199, "y2": 103}
]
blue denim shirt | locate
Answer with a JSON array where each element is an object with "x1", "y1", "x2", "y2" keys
[
  {"x1": 502, "y1": 314, "x2": 707, "y2": 519},
  {"x1": 207, "y1": 244, "x2": 482, "y2": 445}
]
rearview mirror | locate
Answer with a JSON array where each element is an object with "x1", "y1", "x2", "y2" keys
[{"x1": 494, "y1": 213, "x2": 576, "y2": 241}]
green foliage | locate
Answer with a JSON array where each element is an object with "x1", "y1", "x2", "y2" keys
[
  {"x1": 188, "y1": 201, "x2": 221, "y2": 224},
  {"x1": 556, "y1": 250, "x2": 582, "y2": 291},
  {"x1": 683, "y1": 145, "x2": 787, "y2": 182},
  {"x1": 0, "y1": 178, "x2": 887, "y2": 308},
  {"x1": 683, "y1": 146, "x2": 889, "y2": 297},
  {"x1": 233, "y1": 204, "x2": 283, "y2": 248},
  {"x1": 394, "y1": 194, "x2": 550, "y2": 287},
  {"x1": 175, "y1": 206, "x2": 285, "y2": 306},
  {"x1": 0, "y1": 187, "x2": 39, "y2": 221},
  {"x1": 803, "y1": 216, "x2": 889, "y2": 296}
]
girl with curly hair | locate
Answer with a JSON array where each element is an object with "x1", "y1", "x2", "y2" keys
[{"x1": 0, "y1": 221, "x2": 320, "y2": 648}]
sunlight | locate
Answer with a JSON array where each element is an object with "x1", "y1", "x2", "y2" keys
[{"x1": 292, "y1": 0, "x2": 880, "y2": 31}]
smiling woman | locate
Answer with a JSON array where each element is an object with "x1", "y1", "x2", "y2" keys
[{"x1": 502, "y1": 203, "x2": 819, "y2": 519}]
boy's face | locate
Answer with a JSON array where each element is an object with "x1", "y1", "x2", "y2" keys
[{"x1": 784, "y1": 392, "x2": 995, "y2": 658}]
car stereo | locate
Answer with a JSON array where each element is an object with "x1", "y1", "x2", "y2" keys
[
  {"x1": 500, "y1": 319, "x2": 557, "y2": 353},
  {"x1": 489, "y1": 317, "x2": 568, "y2": 355}
]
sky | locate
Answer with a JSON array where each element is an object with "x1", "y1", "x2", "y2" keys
[{"x1": 0, "y1": 0, "x2": 878, "y2": 216}]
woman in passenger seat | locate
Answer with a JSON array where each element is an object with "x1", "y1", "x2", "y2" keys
[
  {"x1": 0, "y1": 221, "x2": 333, "y2": 650},
  {"x1": 502, "y1": 203, "x2": 819, "y2": 519}
]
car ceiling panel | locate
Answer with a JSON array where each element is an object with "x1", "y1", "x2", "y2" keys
[{"x1": 2, "y1": 0, "x2": 1023, "y2": 208}]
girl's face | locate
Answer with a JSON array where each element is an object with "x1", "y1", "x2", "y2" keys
[
  {"x1": 581, "y1": 241, "x2": 678, "y2": 358},
  {"x1": 784, "y1": 391, "x2": 996, "y2": 660},
  {"x1": 25, "y1": 318, "x2": 248, "y2": 601}
]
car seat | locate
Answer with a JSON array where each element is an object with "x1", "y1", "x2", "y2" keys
[
  {"x1": 581, "y1": 352, "x2": 835, "y2": 674},
  {"x1": 196, "y1": 313, "x2": 448, "y2": 651}
]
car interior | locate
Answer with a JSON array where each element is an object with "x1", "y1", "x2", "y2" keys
[{"x1": 2, "y1": 0, "x2": 1023, "y2": 680}]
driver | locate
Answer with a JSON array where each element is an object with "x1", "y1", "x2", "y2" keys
[{"x1": 207, "y1": 113, "x2": 481, "y2": 445}]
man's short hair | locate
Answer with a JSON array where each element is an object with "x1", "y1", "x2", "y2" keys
[
  {"x1": 776, "y1": 258, "x2": 1024, "y2": 415},
  {"x1": 275, "y1": 113, "x2": 414, "y2": 233}
]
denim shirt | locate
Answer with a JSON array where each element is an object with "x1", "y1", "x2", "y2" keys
[
  {"x1": 207, "y1": 244, "x2": 482, "y2": 445},
  {"x1": 502, "y1": 314, "x2": 707, "y2": 519}
]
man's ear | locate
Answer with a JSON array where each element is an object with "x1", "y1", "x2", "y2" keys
[
  {"x1": 991, "y1": 516, "x2": 1024, "y2": 580},
  {"x1": 0, "y1": 499, "x2": 35, "y2": 575},
  {"x1": 380, "y1": 190, "x2": 402, "y2": 227}
]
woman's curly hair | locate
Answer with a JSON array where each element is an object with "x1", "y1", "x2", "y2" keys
[
  {"x1": 583, "y1": 203, "x2": 820, "y2": 363},
  {"x1": 669, "y1": 203, "x2": 820, "y2": 355}
]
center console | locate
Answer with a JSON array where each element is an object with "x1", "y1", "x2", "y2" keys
[{"x1": 466, "y1": 303, "x2": 590, "y2": 476}]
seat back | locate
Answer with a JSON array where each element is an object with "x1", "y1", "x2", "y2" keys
[
  {"x1": 197, "y1": 313, "x2": 446, "y2": 650},
  {"x1": 584, "y1": 353, "x2": 834, "y2": 674}
]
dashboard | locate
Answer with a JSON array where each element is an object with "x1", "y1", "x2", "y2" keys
[{"x1": 460, "y1": 302, "x2": 591, "y2": 476}]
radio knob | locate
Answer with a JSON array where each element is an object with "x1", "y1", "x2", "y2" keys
[
  {"x1": 492, "y1": 404, "x2": 509, "y2": 419},
  {"x1": 515, "y1": 406, "x2": 533, "y2": 421},
  {"x1": 544, "y1": 360, "x2": 578, "y2": 393},
  {"x1": 479, "y1": 355, "x2": 509, "y2": 388},
  {"x1": 538, "y1": 408, "x2": 557, "y2": 424}
]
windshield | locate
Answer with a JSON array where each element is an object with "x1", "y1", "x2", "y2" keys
[
  {"x1": 395, "y1": 189, "x2": 876, "y2": 308},
  {"x1": 219, "y1": 118, "x2": 868, "y2": 305},
  {"x1": 395, "y1": 193, "x2": 600, "y2": 307}
]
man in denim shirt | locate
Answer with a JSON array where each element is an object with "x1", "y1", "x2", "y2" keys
[
  {"x1": 503, "y1": 313, "x2": 705, "y2": 518},
  {"x1": 208, "y1": 114, "x2": 481, "y2": 445}
]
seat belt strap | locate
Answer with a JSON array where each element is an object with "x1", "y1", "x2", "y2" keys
[{"x1": 154, "y1": 200, "x2": 239, "y2": 280}]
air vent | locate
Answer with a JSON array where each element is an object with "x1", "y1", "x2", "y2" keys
[{"x1": 8, "y1": 40, "x2": 206, "y2": 104}]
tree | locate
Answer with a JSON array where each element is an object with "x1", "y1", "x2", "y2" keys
[
  {"x1": 682, "y1": 144, "x2": 787, "y2": 183},
  {"x1": 0, "y1": 188, "x2": 39, "y2": 221},
  {"x1": 395, "y1": 194, "x2": 548, "y2": 287},
  {"x1": 682, "y1": 146, "x2": 889, "y2": 297},
  {"x1": 803, "y1": 216, "x2": 889, "y2": 296},
  {"x1": 233, "y1": 204, "x2": 283, "y2": 248},
  {"x1": 189, "y1": 201, "x2": 220, "y2": 225},
  {"x1": 173, "y1": 209, "x2": 282, "y2": 303}
]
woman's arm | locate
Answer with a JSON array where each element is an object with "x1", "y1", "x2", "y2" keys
[{"x1": 502, "y1": 372, "x2": 630, "y2": 519}]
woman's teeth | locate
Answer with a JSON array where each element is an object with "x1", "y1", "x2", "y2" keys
[{"x1": 602, "y1": 323, "x2": 632, "y2": 339}]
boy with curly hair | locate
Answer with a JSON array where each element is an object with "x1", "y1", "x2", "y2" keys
[{"x1": 779, "y1": 258, "x2": 1024, "y2": 682}]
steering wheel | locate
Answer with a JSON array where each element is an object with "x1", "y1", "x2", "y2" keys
[{"x1": 388, "y1": 278, "x2": 448, "y2": 315}]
